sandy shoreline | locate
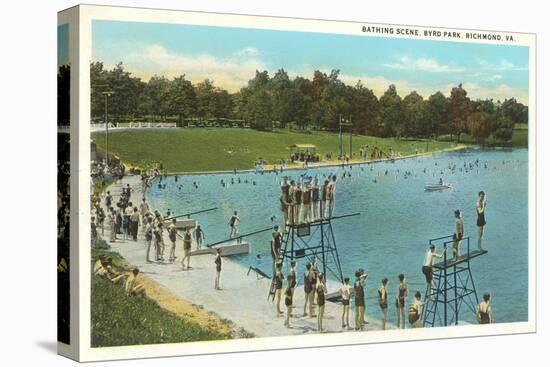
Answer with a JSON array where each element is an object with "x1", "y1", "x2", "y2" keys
[{"x1": 131, "y1": 144, "x2": 467, "y2": 176}]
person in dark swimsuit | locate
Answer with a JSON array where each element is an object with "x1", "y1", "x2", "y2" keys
[
  {"x1": 316, "y1": 272, "x2": 327, "y2": 332},
  {"x1": 214, "y1": 249, "x2": 222, "y2": 290},
  {"x1": 303, "y1": 263, "x2": 314, "y2": 317},
  {"x1": 395, "y1": 273, "x2": 408, "y2": 329},
  {"x1": 287, "y1": 261, "x2": 297, "y2": 302},
  {"x1": 182, "y1": 229, "x2": 192, "y2": 269},
  {"x1": 271, "y1": 226, "x2": 282, "y2": 276},
  {"x1": 477, "y1": 292, "x2": 492, "y2": 324},
  {"x1": 354, "y1": 270, "x2": 368, "y2": 330},
  {"x1": 340, "y1": 277, "x2": 351, "y2": 329},
  {"x1": 274, "y1": 263, "x2": 285, "y2": 317},
  {"x1": 294, "y1": 183, "x2": 303, "y2": 224},
  {"x1": 378, "y1": 278, "x2": 389, "y2": 330},
  {"x1": 476, "y1": 191, "x2": 487, "y2": 251},
  {"x1": 284, "y1": 286, "x2": 293, "y2": 328}
]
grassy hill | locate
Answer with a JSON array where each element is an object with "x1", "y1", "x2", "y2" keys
[{"x1": 92, "y1": 128, "x2": 458, "y2": 173}]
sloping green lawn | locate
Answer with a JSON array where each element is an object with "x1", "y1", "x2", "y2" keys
[
  {"x1": 91, "y1": 275, "x2": 228, "y2": 347},
  {"x1": 92, "y1": 128, "x2": 457, "y2": 172}
]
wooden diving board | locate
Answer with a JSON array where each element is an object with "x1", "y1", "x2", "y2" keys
[
  {"x1": 433, "y1": 249, "x2": 488, "y2": 269},
  {"x1": 190, "y1": 241, "x2": 249, "y2": 257}
]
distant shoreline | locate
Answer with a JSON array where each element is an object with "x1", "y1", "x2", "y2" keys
[{"x1": 144, "y1": 144, "x2": 468, "y2": 176}]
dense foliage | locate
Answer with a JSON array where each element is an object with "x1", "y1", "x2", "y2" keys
[{"x1": 58, "y1": 63, "x2": 531, "y2": 143}]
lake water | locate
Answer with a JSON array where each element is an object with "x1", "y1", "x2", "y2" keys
[{"x1": 147, "y1": 148, "x2": 529, "y2": 325}]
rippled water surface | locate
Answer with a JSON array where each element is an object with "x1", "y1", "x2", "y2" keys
[{"x1": 148, "y1": 148, "x2": 529, "y2": 324}]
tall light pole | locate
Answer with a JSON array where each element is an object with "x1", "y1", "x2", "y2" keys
[
  {"x1": 339, "y1": 116, "x2": 352, "y2": 160},
  {"x1": 102, "y1": 91, "x2": 114, "y2": 163}
]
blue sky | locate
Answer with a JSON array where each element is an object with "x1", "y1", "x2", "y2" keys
[
  {"x1": 58, "y1": 24, "x2": 69, "y2": 67},
  {"x1": 92, "y1": 20, "x2": 529, "y2": 103}
]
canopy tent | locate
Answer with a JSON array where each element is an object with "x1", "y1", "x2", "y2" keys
[{"x1": 289, "y1": 144, "x2": 317, "y2": 153}]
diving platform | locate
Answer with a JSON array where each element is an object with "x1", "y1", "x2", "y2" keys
[
  {"x1": 423, "y1": 235, "x2": 488, "y2": 327},
  {"x1": 433, "y1": 249, "x2": 488, "y2": 269},
  {"x1": 190, "y1": 241, "x2": 250, "y2": 257}
]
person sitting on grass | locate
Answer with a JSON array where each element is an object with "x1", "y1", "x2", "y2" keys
[
  {"x1": 111, "y1": 268, "x2": 146, "y2": 297},
  {"x1": 93, "y1": 255, "x2": 117, "y2": 278}
]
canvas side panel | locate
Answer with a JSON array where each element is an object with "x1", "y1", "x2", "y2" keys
[{"x1": 57, "y1": 5, "x2": 80, "y2": 361}]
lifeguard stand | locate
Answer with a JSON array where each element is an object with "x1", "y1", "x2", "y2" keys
[
  {"x1": 422, "y1": 235, "x2": 488, "y2": 327},
  {"x1": 268, "y1": 212, "x2": 360, "y2": 301}
]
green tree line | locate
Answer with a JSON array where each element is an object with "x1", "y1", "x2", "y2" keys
[{"x1": 85, "y1": 62, "x2": 528, "y2": 143}]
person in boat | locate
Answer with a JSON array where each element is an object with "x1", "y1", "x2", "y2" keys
[
  {"x1": 453, "y1": 209, "x2": 464, "y2": 261},
  {"x1": 439, "y1": 177, "x2": 443, "y2": 185},
  {"x1": 476, "y1": 292, "x2": 493, "y2": 324},
  {"x1": 476, "y1": 191, "x2": 487, "y2": 251}
]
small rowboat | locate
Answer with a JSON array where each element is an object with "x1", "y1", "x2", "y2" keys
[{"x1": 424, "y1": 183, "x2": 452, "y2": 191}]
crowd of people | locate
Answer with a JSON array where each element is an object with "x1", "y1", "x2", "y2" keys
[
  {"x1": 278, "y1": 175, "x2": 337, "y2": 227},
  {"x1": 268, "y1": 184, "x2": 492, "y2": 332},
  {"x1": 290, "y1": 151, "x2": 321, "y2": 164},
  {"x1": 90, "y1": 154, "x2": 495, "y2": 335}
]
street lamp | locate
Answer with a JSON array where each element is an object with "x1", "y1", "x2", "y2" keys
[
  {"x1": 102, "y1": 91, "x2": 114, "y2": 164},
  {"x1": 339, "y1": 116, "x2": 353, "y2": 160}
]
